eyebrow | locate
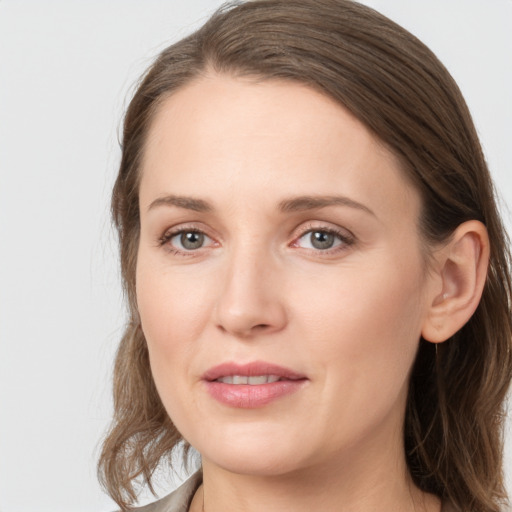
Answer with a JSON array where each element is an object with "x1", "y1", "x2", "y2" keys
[
  {"x1": 278, "y1": 195, "x2": 375, "y2": 216},
  {"x1": 148, "y1": 195, "x2": 213, "y2": 212},
  {"x1": 147, "y1": 194, "x2": 374, "y2": 216}
]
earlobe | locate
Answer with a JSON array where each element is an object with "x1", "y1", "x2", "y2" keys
[{"x1": 421, "y1": 220, "x2": 490, "y2": 343}]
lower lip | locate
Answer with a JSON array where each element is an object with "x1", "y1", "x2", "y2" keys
[{"x1": 204, "y1": 379, "x2": 307, "y2": 408}]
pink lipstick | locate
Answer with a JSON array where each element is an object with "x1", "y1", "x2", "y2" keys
[{"x1": 202, "y1": 361, "x2": 308, "y2": 408}]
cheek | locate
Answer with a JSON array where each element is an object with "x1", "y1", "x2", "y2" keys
[
  {"x1": 293, "y1": 254, "x2": 426, "y2": 390},
  {"x1": 135, "y1": 259, "x2": 209, "y2": 424},
  {"x1": 136, "y1": 261, "x2": 213, "y2": 354},
  {"x1": 283, "y1": 256, "x2": 426, "y2": 449}
]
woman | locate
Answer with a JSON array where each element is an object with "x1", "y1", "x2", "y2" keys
[{"x1": 98, "y1": 1, "x2": 512, "y2": 511}]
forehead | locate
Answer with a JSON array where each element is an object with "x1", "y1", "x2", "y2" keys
[{"x1": 140, "y1": 73, "x2": 419, "y2": 223}]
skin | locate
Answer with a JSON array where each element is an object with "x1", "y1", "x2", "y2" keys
[{"x1": 136, "y1": 74, "x2": 445, "y2": 512}]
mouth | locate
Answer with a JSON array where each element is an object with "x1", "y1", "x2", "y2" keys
[
  {"x1": 202, "y1": 361, "x2": 308, "y2": 408},
  {"x1": 215, "y1": 374, "x2": 283, "y2": 384},
  {"x1": 202, "y1": 361, "x2": 307, "y2": 383}
]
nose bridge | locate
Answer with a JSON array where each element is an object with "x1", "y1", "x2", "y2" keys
[
  {"x1": 229, "y1": 235, "x2": 268, "y2": 283},
  {"x1": 214, "y1": 237, "x2": 286, "y2": 337}
]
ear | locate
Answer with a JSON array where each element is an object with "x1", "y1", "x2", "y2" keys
[{"x1": 421, "y1": 220, "x2": 490, "y2": 343}]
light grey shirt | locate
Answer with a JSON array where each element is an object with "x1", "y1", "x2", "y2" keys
[{"x1": 131, "y1": 472, "x2": 202, "y2": 512}]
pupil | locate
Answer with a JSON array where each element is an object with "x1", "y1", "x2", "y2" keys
[
  {"x1": 181, "y1": 231, "x2": 204, "y2": 250},
  {"x1": 311, "y1": 231, "x2": 334, "y2": 249}
]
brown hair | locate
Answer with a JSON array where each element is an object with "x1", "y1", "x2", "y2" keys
[{"x1": 98, "y1": 1, "x2": 512, "y2": 510}]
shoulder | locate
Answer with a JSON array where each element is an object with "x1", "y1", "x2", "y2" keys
[{"x1": 129, "y1": 471, "x2": 202, "y2": 512}]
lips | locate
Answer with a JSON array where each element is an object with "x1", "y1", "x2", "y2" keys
[
  {"x1": 203, "y1": 361, "x2": 306, "y2": 381},
  {"x1": 202, "y1": 361, "x2": 308, "y2": 408}
]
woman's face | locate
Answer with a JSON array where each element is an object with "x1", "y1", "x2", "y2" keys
[{"x1": 136, "y1": 74, "x2": 436, "y2": 477}]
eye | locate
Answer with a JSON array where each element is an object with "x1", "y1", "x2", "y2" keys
[
  {"x1": 303, "y1": 231, "x2": 338, "y2": 250},
  {"x1": 293, "y1": 227, "x2": 354, "y2": 252},
  {"x1": 159, "y1": 228, "x2": 215, "y2": 253},
  {"x1": 176, "y1": 231, "x2": 206, "y2": 250}
]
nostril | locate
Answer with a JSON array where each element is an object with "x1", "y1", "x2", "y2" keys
[{"x1": 216, "y1": 322, "x2": 271, "y2": 337}]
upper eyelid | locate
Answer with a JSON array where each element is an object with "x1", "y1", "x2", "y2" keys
[
  {"x1": 161, "y1": 222, "x2": 217, "y2": 239},
  {"x1": 158, "y1": 222, "x2": 355, "y2": 253},
  {"x1": 292, "y1": 228, "x2": 355, "y2": 251},
  {"x1": 160, "y1": 221, "x2": 352, "y2": 238},
  {"x1": 293, "y1": 221, "x2": 355, "y2": 240}
]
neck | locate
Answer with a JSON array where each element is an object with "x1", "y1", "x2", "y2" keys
[{"x1": 190, "y1": 441, "x2": 440, "y2": 512}]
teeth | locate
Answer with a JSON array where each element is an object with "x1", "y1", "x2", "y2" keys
[
  {"x1": 216, "y1": 375, "x2": 281, "y2": 385},
  {"x1": 248, "y1": 375, "x2": 268, "y2": 385}
]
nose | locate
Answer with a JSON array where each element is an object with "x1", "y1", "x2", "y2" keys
[{"x1": 213, "y1": 245, "x2": 287, "y2": 338}]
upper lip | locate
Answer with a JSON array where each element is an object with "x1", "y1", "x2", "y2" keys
[{"x1": 202, "y1": 361, "x2": 307, "y2": 382}]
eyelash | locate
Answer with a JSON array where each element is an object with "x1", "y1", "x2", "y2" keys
[
  {"x1": 158, "y1": 223, "x2": 355, "y2": 257},
  {"x1": 292, "y1": 223, "x2": 355, "y2": 255},
  {"x1": 158, "y1": 224, "x2": 215, "y2": 256}
]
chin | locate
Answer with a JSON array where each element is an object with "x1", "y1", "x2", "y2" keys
[
  {"x1": 204, "y1": 449, "x2": 305, "y2": 477},
  {"x1": 191, "y1": 423, "x2": 312, "y2": 476}
]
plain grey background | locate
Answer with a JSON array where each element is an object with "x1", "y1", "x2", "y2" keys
[{"x1": 0, "y1": 1, "x2": 511, "y2": 511}]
